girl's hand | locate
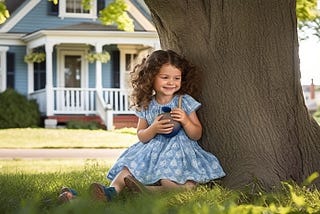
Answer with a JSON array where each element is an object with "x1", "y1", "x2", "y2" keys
[
  {"x1": 151, "y1": 115, "x2": 174, "y2": 135},
  {"x1": 170, "y1": 108, "x2": 190, "y2": 126}
]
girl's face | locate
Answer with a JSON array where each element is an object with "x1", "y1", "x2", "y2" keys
[{"x1": 153, "y1": 63, "x2": 182, "y2": 98}]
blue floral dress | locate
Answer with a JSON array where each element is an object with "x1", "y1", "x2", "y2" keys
[{"x1": 107, "y1": 94, "x2": 225, "y2": 185}]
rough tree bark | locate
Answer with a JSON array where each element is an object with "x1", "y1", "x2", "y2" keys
[{"x1": 144, "y1": 0, "x2": 320, "y2": 190}]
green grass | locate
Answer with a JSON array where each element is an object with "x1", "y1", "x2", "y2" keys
[
  {"x1": 1, "y1": 128, "x2": 320, "y2": 213},
  {"x1": 0, "y1": 159, "x2": 115, "y2": 174},
  {"x1": 0, "y1": 160, "x2": 320, "y2": 214},
  {"x1": 0, "y1": 128, "x2": 137, "y2": 149}
]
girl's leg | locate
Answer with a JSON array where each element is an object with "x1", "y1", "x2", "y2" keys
[
  {"x1": 109, "y1": 166, "x2": 132, "y2": 193},
  {"x1": 90, "y1": 167, "x2": 132, "y2": 201},
  {"x1": 145, "y1": 179, "x2": 196, "y2": 192}
]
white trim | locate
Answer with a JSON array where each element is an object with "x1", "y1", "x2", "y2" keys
[
  {"x1": 125, "y1": 0, "x2": 156, "y2": 31},
  {"x1": 26, "y1": 48, "x2": 34, "y2": 94},
  {"x1": 0, "y1": 33, "x2": 26, "y2": 45},
  {"x1": 59, "y1": 0, "x2": 97, "y2": 20},
  {"x1": 0, "y1": 0, "x2": 41, "y2": 33},
  {"x1": 117, "y1": 44, "x2": 152, "y2": 90},
  {"x1": 56, "y1": 45, "x2": 89, "y2": 89},
  {"x1": 0, "y1": 46, "x2": 9, "y2": 92},
  {"x1": 22, "y1": 30, "x2": 159, "y2": 49}
]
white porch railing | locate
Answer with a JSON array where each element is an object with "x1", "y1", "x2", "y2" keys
[
  {"x1": 53, "y1": 87, "x2": 96, "y2": 114},
  {"x1": 30, "y1": 87, "x2": 133, "y2": 116},
  {"x1": 101, "y1": 88, "x2": 133, "y2": 114},
  {"x1": 29, "y1": 89, "x2": 47, "y2": 113}
]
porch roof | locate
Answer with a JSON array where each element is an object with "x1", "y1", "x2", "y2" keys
[
  {"x1": 21, "y1": 22, "x2": 160, "y2": 49},
  {"x1": 46, "y1": 22, "x2": 124, "y2": 32}
]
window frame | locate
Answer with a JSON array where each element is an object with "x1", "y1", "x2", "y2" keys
[{"x1": 59, "y1": 0, "x2": 97, "y2": 19}]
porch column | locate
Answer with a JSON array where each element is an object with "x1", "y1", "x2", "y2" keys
[
  {"x1": 118, "y1": 48, "x2": 126, "y2": 89},
  {"x1": 95, "y1": 43, "x2": 103, "y2": 90},
  {"x1": 0, "y1": 46, "x2": 9, "y2": 92},
  {"x1": 26, "y1": 48, "x2": 34, "y2": 94},
  {"x1": 45, "y1": 43, "x2": 54, "y2": 116}
]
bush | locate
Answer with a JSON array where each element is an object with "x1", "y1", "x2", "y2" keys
[{"x1": 0, "y1": 89, "x2": 40, "y2": 128}]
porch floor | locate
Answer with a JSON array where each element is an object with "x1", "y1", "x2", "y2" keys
[{"x1": 47, "y1": 114, "x2": 138, "y2": 129}]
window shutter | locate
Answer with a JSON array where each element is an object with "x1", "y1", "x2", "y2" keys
[
  {"x1": 97, "y1": 0, "x2": 105, "y2": 14},
  {"x1": 111, "y1": 50, "x2": 120, "y2": 88},
  {"x1": 6, "y1": 52, "x2": 15, "y2": 89},
  {"x1": 48, "y1": 1, "x2": 59, "y2": 15}
]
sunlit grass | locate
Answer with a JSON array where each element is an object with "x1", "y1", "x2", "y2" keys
[
  {"x1": 0, "y1": 128, "x2": 137, "y2": 148},
  {"x1": 0, "y1": 159, "x2": 115, "y2": 174}
]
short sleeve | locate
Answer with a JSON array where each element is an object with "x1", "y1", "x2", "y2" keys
[
  {"x1": 135, "y1": 109, "x2": 146, "y2": 119},
  {"x1": 181, "y1": 94, "x2": 201, "y2": 115}
]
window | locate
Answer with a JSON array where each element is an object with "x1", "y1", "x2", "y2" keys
[
  {"x1": 124, "y1": 53, "x2": 137, "y2": 89},
  {"x1": 6, "y1": 52, "x2": 15, "y2": 89},
  {"x1": 125, "y1": 53, "x2": 137, "y2": 71},
  {"x1": 59, "y1": 0, "x2": 97, "y2": 19},
  {"x1": 34, "y1": 61, "x2": 46, "y2": 91},
  {"x1": 66, "y1": 0, "x2": 89, "y2": 14}
]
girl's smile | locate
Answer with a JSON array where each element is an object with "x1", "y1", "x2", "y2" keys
[{"x1": 153, "y1": 64, "x2": 182, "y2": 103}]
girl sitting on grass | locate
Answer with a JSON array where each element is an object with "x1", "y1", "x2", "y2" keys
[{"x1": 59, "y1": 49, "x2": 225, "y2": 203}]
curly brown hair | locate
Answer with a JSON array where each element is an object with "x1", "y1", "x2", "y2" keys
[{"x1": 130, "y1": 49, "x2": 200, "y2": 110}]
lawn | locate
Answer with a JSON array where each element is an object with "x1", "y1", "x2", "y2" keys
[
  {"x1": 0, "y1": 128, "x2": 320, "y2": 213},
  {"x1": 0, "y1": 128, "x2": 138, "y2": 148},
  {"x1": 1, "y1": 160, "x2": 320, "y2": 214}
]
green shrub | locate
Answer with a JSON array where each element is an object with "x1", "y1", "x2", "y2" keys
[
  {"x1": 0, "y1": 89, "x2": 40, "y2": 129},
  {"x1": 66, "y1": 120, "x2": 102, "y2": 130}
]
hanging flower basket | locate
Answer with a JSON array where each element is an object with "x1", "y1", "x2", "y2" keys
[
  {"x1": 24, "y1": 52, "x2": 46, "y2": 63},
  {"x1": 86, "y1": 51, "x2": 110, "y2": 63}
]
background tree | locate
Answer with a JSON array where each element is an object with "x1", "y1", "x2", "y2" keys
[
  {"x1": 0, "y1": 0, "x2": 9, "y2": 24},
  {"x1": 297, "y1": 0, "x2": 320, "y2": 40},
  {"x1": 144, "y1": 0, "x2": 320, "y2": 190}
]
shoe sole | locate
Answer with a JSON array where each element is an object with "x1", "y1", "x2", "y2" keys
[
  {"x1": 124, "y1": 175, "x2": 148, "y2": 194},
  {"x1": 89, "y1": 183, "x2": 107, "y2": 202},
  {"x1": 58, "y1": 187, "x2": 76, "y2": 204}
]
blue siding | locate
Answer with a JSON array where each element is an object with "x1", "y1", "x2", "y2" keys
[
  {"x1": 88, "y1": 45, "x2": 119, "y2": 89},
  {"x1": 10, "y1": 0, "x2": 145, "y2": 33},
  {"x1": 102, "y1": 45, "x2": 119, "y2": 88},
  {"x1": 53, "y1": 49, "x2": 57, "y2": 87},
  {"x1": 102, "y1": 61, "x2": 112, "y2": 88},
  {"x1": 88, "y1": 63, "x2": 96, "y2": 88},
  {"x1": 10, "y1": 1, "x2": 100, "y2": 33},
  {"x1": 9, "y1": 46, "x2": 28, "y2": 95}
]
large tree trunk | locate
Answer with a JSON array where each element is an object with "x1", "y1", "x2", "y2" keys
[{"x1": 145, "y1": 0, "x2": 320, "y2": 190}]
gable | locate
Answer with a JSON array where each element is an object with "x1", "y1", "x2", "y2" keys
[{"x1": 0, "y1": 0, "x2": 155, "y2": 33}]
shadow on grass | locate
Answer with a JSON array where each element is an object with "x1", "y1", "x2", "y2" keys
[{"x1": 0, "y1": 162, "x2": 230, "y2": 214}]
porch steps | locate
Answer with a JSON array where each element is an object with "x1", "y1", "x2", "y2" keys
[{"x1": 46, "y1": 115, "x2": 138, "y2": 129}]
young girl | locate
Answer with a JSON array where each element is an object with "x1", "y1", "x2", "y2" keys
[
  {"x1": 59, "y1": 50, "x2": 225, "y2": 202},
  {"x1": 87, "y1": 49, "x2": 225, "y2": 201}
]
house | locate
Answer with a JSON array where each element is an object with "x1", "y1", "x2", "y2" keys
[{"x1": 0, "y1": 0, "x2": 160, "y2": 129}]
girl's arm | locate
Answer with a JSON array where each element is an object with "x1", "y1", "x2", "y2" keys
[
  {"x1": 136, "y1": 115, "x2": 174, "y2": 143},
  {"x1": 170, "y1": 109, "x2": 202, "y2": 140}
]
